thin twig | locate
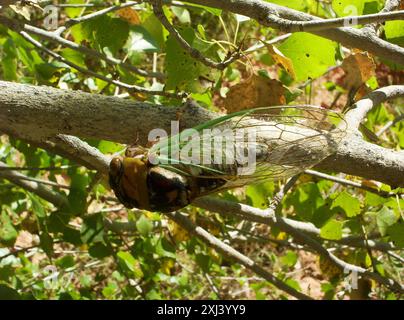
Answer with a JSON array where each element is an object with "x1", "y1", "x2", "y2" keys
[
  {"x1": 165, "y1": 211, "x2": 313, "y2": 300},
  {"x1": 0, "y1": 165, "x2": 79, "y2": 171},
  {"x1": 305, "y1": 169, "x2": 401, "y2": 198},
  {"x1": 376, "y1": 114, "x2": 404, "y2": 137},
  {"x1": 55, "y1": 1, "x2": 141, "y2": 33},
  {"x1": 268, "y1": 10, "x2": 404, "y2": 33},
  {"x1": 19, "y1": 31, "x2": 183, "y2": 98},
  {"x1": 151, "y1": 0, "x2": 242, "y2": 70},
  {"x1": 0, "y1": 161, "x2": 68, "y2": 207},
  {"x1": 0, "y1": 16, "x2": 165, "y2": 80}
]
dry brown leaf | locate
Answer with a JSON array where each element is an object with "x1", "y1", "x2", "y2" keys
[
  {"x1": 10, "y1": 4, "x2": 31, "y2": 20},
  {"x1": 117, "y1": 7, "x2": 141, "y2": 25},
  {"x1": 221, "y1": 74, "x2": 286, "y2": 113},
  {"x1": 266, "y1": 44, "x2": 296, "y2": 79},
  {"x1": 341, "y1": 52, "x2": 376, "y2": 90}
]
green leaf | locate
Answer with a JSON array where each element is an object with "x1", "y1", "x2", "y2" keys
[
  {"x1": 246, "y1": 182, "x2": 274, "y2": 209},
  {"x1": 279, "y1": 33, "x2": 337, "y2": 81},
  {"x1": 280, "y1": 250, "x2": 298, "y2": 267},
  {"x1": 183, "y1": 2, "x2": 222, "y2": 16},
  {"x1": 136, "y1": 215, "x2": 153, "y2": 236},
  {"x1": 89, "y1": 242, "x2": 113, "y2": 259},
  {"x1": 284, "y1": 278, "x2": 301, "y2": 292},
  {"x1": 65, "y1": 0, "x2": 85, "y2": 18},
  {"x1": 312, "y1": 198, "x2": 338, "y2": 227},
  {"x1": 68, "y1": 172, "x2": 89, "y2": 215},
  {"x1": 171, "y1": 7, "x2": 191, "y2": 24},
  {"x1": 98, "y1": 140, "x2": 123, "y2": 154},
  {"x1": 332, "y1": 0, "x2": 381, "y2": 18},
  {"x1": 60, "y1": 48, "x2": 86, "y2": 68},
  {"x1": 155, "y1": 237, "x2": 176, "y2": 259},
  {"x1": 125, "y1": 26, "x2": 159, "y2": 53},
  {"x1": 30, "y1": 195, "x2": 46, "y2": 219},
  {"x1": 365, "y1": 191, "x2": 387, "y2": 207},
  {"x1": 0, "y1": 284, "x2": 20, "y2": 300},
  {"x1": 80, "y1": 214, "x2": 104, "y2": 244},
  {"x1": 195, "y1": 253, "x2": 211, "y2": 273},
  {"x1": 1, "y1": 57, "x2": 17, "y2": 81},
  {"x1": 102, "y1": 282, "x2": 118, "y2": 299},
  {"x1": 117, "y1": 251, "x2": 144, "y2": 278},
  {"x1": 142, "y1": 13, "x2": 166, "y2": 50},
  {"x1": 267, "y1": 0, "x2": 309, "y2": 11},
  {"x1": 331, "y1": 191, "x2": 361, "y2": 218},
  {"x1": 286, "y1": 182, "x2": 324, "y2": 221},
  {"x1": 385, "y1": 21, "x2": 404, "y2": 46},
  {"x1": 320, "y1": 219, "x2": 343, "y2": 240},
  {"x1": 165, "y1": 26, "x2": 219, "y2": 93},
  {"x1": 39, "y1": 231, "x2": 54, "y2": 257},
  {"x1": 1, "y1": 39, "x2": 17, "y2": 80},
  {"x1": 55, "y1": 255, "x2": 75, "y2": 269},
  {"x1": 0, "y1": 212, "x2": 17, "y2": 246},
  {"x1": 146, "y1": 289, "x2": 162, "y2": 300},
  {"x1": 387, "y1": 223, "x2": 404, "y2": 248},
  {"x1": 376, "y1": 206, "x2": 398, "y2": 236},
  {"x1": 73, "y1": 16, "x2": 129, "y2": 55}
]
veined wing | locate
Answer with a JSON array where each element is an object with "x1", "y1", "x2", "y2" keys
[{"x1": 147, "y1": 106, "x2": 347, "y2": 189}]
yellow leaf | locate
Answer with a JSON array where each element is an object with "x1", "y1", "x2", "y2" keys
[
  {"x1": 168, "y1": 220, "x2": 190, "y2": 243},
  {"x1": 266, "y1": 44, "x2": 296, "y2": 79},
  {"x1": 117, "y1": 7, "x2": 141, "y2": 25},
  {"x1": 160, "y1": 258, "x2": 175, "y2": 275}
]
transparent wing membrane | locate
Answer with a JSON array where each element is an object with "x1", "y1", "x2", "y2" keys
[{"x1": 147, "y1": 106, "x2": 347, "y2": 191}]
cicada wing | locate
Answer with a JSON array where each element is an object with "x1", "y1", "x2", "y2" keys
[{"x1": 147, "y1": 105, "x2": 347, "y2": 190}]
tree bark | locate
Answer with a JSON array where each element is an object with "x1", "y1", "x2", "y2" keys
[{"x1": 0, "y1": 81, "x2": 403, "y2": 186}]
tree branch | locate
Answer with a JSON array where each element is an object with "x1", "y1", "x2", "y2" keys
[
  {"x1": 151, "y1": 0, "x2": 241, "y2": 70},
  {"x1": 193, "y1": 197, "x2": 398, "y2": 252},
  {"x1": 344, "y1": 85, "x2": 404, "y2": 130},
  {"x1": 165, "y1": 211, "x2": 313, "y2": 300},
  {"x1": 268, "y1": 10, "x2": 404, "y2": 33},
  {"x1": 183, "y1": 0, "x2": 404, "y2": 65},
  {"x1": 19, "y1": 31, "x2": 180, "y2": 98},
  {"x1": 0, "y1": 161, "x2": 68, "y2": 207},
  {"x1": 0, "y1": 16, "x2": 165, "y2": 81},
  {"x1": 1, "y1": 81, "x2": 403, "y2": 186}
]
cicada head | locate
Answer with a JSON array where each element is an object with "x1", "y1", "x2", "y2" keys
[
  {"x1": 109, "y1": 156, "x2": 151, "y2": 210},
  {"x1": 109, "y1": 155, "x2": 196, "y2": 212}
]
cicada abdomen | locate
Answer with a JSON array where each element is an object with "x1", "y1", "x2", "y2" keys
[{"x1": 109, "y1": 106, "x2": 347, "y2": 212}]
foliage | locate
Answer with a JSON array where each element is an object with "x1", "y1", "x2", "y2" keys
[{"x1": 0, "y1": 0, "x2": 403, "y2": 300}]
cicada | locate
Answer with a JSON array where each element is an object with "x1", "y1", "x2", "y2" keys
[{"x1": 109, "y1": 106, "x2": 346, "y2": 212}]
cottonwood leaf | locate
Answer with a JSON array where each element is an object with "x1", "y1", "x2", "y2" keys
[
  {"x1": 341, "y1": 52, "x2": 376, "y2": 91},
  {"x1": 279, "y1": 33, "x2": 337, "y2": 82},
  {"x1": 220, "y1": 74, "x2": 286, "y2": 113}
]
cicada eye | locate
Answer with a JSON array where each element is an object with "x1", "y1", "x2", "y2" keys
[
  {"x1": 125, "y1": 146, "x2": 143, "y2": 158},
  {"x1": 109, "y1": 157, "x2": 123, "y2": 177}
]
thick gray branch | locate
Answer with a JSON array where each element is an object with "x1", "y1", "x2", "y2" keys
[
  {"x1": 184, "y1": 0, "x2": 404, "y2": 65},
  {"x1": 0, "y1": 81, "x2": 403, "y2": 186}
]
